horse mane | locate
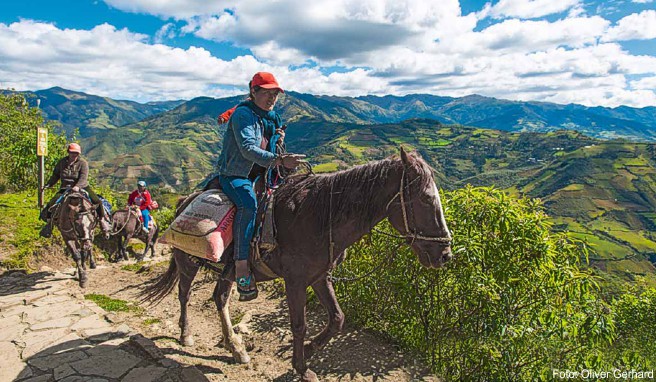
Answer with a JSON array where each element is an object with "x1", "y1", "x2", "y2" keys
[{"x1": 276, "y1": 151, "x2": 435, "y2": 232}]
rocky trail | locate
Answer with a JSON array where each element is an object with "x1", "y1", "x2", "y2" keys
[{"x1": 1, "y1": 244, "x2": 439, "y2": 382}]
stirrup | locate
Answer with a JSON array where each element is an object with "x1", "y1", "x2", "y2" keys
[{"x1": 236, "y1": 274, "x2": 258, "y2": 301}]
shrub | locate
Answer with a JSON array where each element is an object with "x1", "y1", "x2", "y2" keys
[{"x1": 333, "y1": 186, "x2": 615, "y2": 381}]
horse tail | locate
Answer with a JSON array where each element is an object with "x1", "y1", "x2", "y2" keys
[{"x1": 139, "y1": 254, "x2": 179, "y2": 305}]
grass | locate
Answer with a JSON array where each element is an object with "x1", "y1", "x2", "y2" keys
[
  {"x1": 84, "y1": 293, "x2": 143, "y2": 313},
  {"x1": 121, "y1": 262, "x2": 147, "y2": 272},
  {"x1": 143, "y1": 318, "x2": 161, "y2": 325},
  {"x1": 0, "y1": 192, "x2": 58, "y2": 270},
  {"x1": 313, "y1": 162, "x2": 339, "y2": 173}
]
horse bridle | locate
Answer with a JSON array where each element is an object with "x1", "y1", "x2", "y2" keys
[
  {"x1": 382, "y1": 168, "x2": 452, "y2": 245},
  {"x1": 58, "y1": 193, "x2": 96, "y2": 240},
  {"x1": 326, "y1": 166, "x2": 452, "y2": 282}
]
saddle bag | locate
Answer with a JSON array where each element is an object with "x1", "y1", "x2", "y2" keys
[{"x1": 160, "y1": 189, "x2": 235, "y2": 262}]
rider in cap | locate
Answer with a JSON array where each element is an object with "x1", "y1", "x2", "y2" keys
[
  {"x1": 128, "y1": 180, "x2": 153, "y2": 233},
  {"x1": 40, "y1": 143, "x2": 111, "y2": 237},
  {"x1": 212, "y1": 71, "x2": 306, "y2": 301}
]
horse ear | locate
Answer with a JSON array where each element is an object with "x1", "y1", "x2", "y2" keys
[{"x1": 400, "y1": 146, "x2": 412, "y2": 165}]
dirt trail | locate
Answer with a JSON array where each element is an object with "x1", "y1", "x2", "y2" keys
[{"x1": 10, "y1": 242, "x2": 440, "y2": 381}]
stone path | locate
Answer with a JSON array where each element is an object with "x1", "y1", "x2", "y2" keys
[{"x1": 0, "y1": 270, "x2": 208, "y2": 382}]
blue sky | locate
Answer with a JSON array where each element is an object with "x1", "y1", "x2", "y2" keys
[{"x1": 0, "y1": 0, "x2": 655, "y2": 107}]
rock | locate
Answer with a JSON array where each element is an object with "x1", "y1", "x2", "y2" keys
[
  {"x1": 69, "y1": 349, "x2": 141, "y2": 379},
  {"x1": 234, "y1": 323, "x2": 251, "y2": 335},
  {"x1": 54, "y1": 364, "x2": 77, "y2": 380},
  {"x1": 28, "y1": 350, "x2": 88, "y2": 371},
  {"x1": 122, "y1": 366, "x2": 168, "y2": 382},
  {"x1": 178, "y1": 366, "x2": 210, "y2": 382},
  {"x1": 30, "y1": 316, "x2": 76, "y2": 330},
  {"x1": 0, "y1": 341, "x2": 25, "y2": 382}
]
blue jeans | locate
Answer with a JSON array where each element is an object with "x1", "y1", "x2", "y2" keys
[
  {"x1": 218, "y1": 175, "x2": 257, "y2": 261},
  {"x1": 141, "y1": 209, "x2": 150, "y2": 229}
]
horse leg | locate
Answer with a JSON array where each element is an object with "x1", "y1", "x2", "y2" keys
[
  {"x1": 150, "y1": 227, "x2": 159, "y2": 258},
  {"x1": 174, "y1": 251, "x2": 200, "y2": 346},
  {"x1": 121, "y1": 233, "x2": 131, "y2": 261},
  {"x1": 140, "y1": 230, "x2": 153, "y2": 260},
  {"x1": 67, "y1": 240, "x2": 87, "y2": 288},
  {"x1": 213, "y1": 277, "x2": 250, "y2": 363},
  {"x1": 304, "y1": 276, "x2": 345, "y2": 360},
  {"x1": 84, "y1": 239, "x2": 96, "y2": 269},
  {"x1": 286, "y1": 281, "x2": 318, "y2": 382}
]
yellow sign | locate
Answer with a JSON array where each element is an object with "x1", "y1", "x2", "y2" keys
[{"x1": 37, "y1": 128, "x2": 48, "y2": 156}]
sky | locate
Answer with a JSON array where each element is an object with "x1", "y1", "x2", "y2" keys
[{"x1": 0, "y1": 0, "x2": 655, "y2": 107}]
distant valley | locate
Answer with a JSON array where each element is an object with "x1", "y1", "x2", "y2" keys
[{"x1": 14, "y1": 87, "x2": 656, "y2": 282}]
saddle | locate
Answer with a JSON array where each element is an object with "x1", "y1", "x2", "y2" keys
[
  {"x1": 50, "y1": 190, "x2": 94, "y2": 222},
  {"x1": 175, "y1": 176, "x2": 278, "y2": 277},
  {"x1": 128, "y1": 206, "x2": 156, "y2": 234}
]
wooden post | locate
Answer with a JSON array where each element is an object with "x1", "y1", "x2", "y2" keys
[{"x1": 37, "y1": 98, "x2": 47, "y2": 208}]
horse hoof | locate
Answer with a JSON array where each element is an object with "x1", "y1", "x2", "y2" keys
[
  {"x1": 79, "y1": 277, "x2": 88, "y2": 288},
  {"x1": 232, "y1": 349, "x2": 251, "y2": 364},
  {"x1": 90, "y1": 262, "x2": 96, "y2": 269},
  {"x1": 181, "y1": 335, "x2": 195, "y2": 346},
  {"x1": 301, "y1": 369, "x2": 318, "y2": 382}
]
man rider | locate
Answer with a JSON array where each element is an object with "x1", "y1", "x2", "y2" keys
[
  {"x1": 39, "y1": 143, "x2": 111, "y2": 236},
  {"x1": 128, "y1": 180, "x2": 152, "y2": 233}
]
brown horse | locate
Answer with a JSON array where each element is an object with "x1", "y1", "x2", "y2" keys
[
  {"x1": 110, "y1": 206, "x2": 159, "y2": 262},
  {"x1": 141, "y1": 148, "x2": 453, "y2": 381},
  {"x1": 53, "y1": 190, "x2": 99, "y2": 287}
]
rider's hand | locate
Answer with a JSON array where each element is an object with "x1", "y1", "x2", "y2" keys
[
  {"x1": 72, "y1": 186, "x2": 80, "y2": 192},
  {"x1": 275, "y1": 128, "x2": 286, "y2": 143},
  {"x1": 276, "y1": 154, "x2": 306, "y2": 169}
]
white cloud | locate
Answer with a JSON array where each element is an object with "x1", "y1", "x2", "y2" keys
[
  {"x1": 2, "y1": 8, "x2": 656, "y2": 108},
  {"x1": 602, "y1": 10, "x2": 656, "y2": 42},
  {"x1": 0, "y1": 20, "x2": 265, "y2": 101},
  {"x1": 103, "y1": 0, "x2": 236, "y2": 19},
  {"x1": 631, "y1": 76, "x2": 656, "y2": 91},
  {"x1": 483, "y1": 0, "x2": 582, "y2": 19},
  {"x1": 632, "y1": 0, "x2": 653, "y2": 3},
  {"x1": 154, "y1": 23, "x2": 176, "y2": 43}
]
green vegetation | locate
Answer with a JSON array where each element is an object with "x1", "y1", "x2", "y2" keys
[
  {"x1": 0, "y1": 192, "x2": 61, "y2": 270},
  {"x1": 334, "y1": 187, "x2": 655, "y2": 380},
  {"x1": 121, "y1": 262, "x2": 147, "y2": 272},
  {"x1": 0, "y1": 92, "x2": 68, "y2": 191},
  {"x1": 143, "y1": 318, "x2": 161, "y2": 325},
  {"x1": 84, "y1": 293, "x2": 143, "y2": 313}
]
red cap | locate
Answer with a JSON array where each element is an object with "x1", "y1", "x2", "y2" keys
[
  {"x1": 67, "y1": 143, "x2": 81, "y2": 153},
  {"x1": 250, "y1": 72, "x2": 284, "y2": 93}
]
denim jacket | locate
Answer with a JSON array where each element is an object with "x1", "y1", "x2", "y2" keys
[{"x1": 216, "y1": 105, "x2": 278, "y2": 178}]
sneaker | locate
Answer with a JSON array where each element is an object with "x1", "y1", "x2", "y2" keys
[
  {"x1": 235, "y1": 260, "x2": 258, "y2": 301},
  {"x1": 142, "y1": 226, "x2": 149, "y2": 233}
]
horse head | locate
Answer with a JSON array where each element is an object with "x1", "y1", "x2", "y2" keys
[
  {"x1": 64, "y1": 191, "x2": 96, "y2": 243},
  {"x1": 386, "y1": 147, "x2": 453, "y2": 269}
]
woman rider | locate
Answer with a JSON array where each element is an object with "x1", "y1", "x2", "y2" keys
[{"x1": 215, "y1": 72, "x2": 305, "y2": 301}]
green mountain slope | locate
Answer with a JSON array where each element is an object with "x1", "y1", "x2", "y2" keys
[{"x1": 18, "y1": 87, "x2": 184, "y2": 137}]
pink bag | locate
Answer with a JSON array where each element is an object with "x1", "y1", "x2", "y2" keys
[{"x1": 159, "y1": 190, "x2": 235, "y2": 262}]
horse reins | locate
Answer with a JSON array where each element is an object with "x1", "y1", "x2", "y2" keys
[
  {"x1": 377, "y1": 168, "x2": 452, "y2": 244},
  {"x1": 57, "y1": 193, "x2": 96, "y2": 240},
  {"x1": 108, "y1": 208, "x2": 138, "y2": 236}
]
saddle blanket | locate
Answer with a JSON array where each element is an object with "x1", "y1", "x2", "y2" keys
[{"x1": 160, "y1": 190, "x2": 236, "y2": 262}]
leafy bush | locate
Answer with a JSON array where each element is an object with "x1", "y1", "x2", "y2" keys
[
  {"x1": 607, "y1": 286, "x2": 656, "y2": 368},
  {"x1": 152, "y1": 206, "x2": 175, "y2": 231},
  {"x1": 0, "y1": 92, "x2": 68, "y2": 190},
  {"x1": 333, "y1": 186, "x2": 615, "y2": 381}
]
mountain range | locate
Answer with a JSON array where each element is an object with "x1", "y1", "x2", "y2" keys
[{"x1": 9, "y1": 86, "x2": 656, "y2": 283}]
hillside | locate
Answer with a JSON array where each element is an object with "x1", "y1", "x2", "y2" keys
[
  {"x1": 13, "y1": 87, "x2": 655, "y2": 281},
  {"x1": 17, "y1": 87, "x2": 183, "y2": 137}
]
